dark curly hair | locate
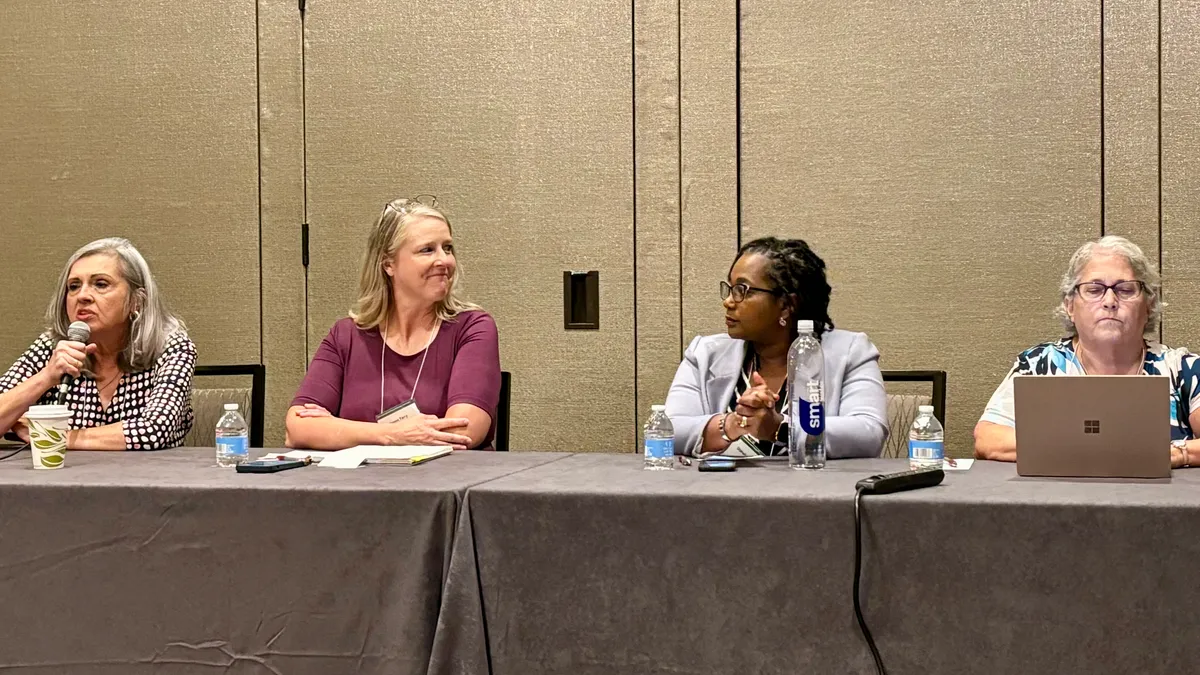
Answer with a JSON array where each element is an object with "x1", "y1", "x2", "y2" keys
[{"x1": 731, "y1": 237, "x2": 834, "y2": 338}]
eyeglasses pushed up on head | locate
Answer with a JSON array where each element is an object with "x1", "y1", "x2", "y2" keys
[
  {"x1": 1073, "y1": 280, "x2": 1144, "y2": 303},
  {"x1": 720, "y1": 280, "x2": 783, "y2": 303},
  {"x1": 385, "y1": 194, "x2": 439, "y2": 216}
]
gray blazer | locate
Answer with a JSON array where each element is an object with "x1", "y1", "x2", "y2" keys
[{"x1": 665, "y1": 329, "x2": 889, "y2": 458}]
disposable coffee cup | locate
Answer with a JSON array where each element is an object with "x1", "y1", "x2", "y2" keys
[{"x1": 23, "y1": 405, "x2": 71, "y2": 470}]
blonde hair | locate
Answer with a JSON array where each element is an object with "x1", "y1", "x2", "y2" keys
[
  {"x1": 349, "y1": 198, "x2": 481, "y2": 329},
  {"x1": 1056, "y1": 235, "x2": 1163, "y2": 337},
  {"x1": 46, "y1": 237, "x2": 186, "y2": 372}
]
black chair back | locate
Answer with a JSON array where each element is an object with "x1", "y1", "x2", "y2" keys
[
  {"x1": 880, "y1": 370, "x2": 947, "y2": 459},
  {"x1": 881, "y1": 370, "x2": 946, "y2": 423},
  {"x1": 191, "y1": 364, "x2": 266, "y2": 448},
  {"x1": 496, "y1": 371, "x2": 512, "y2": 452}
]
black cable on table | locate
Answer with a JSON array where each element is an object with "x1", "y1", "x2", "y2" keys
[
  {"x1": 0, "y1": 444, "x2": 28, "y2": 462},
  {"x1": 854, "y1": 488, "x2": 888, "y2": 675}
]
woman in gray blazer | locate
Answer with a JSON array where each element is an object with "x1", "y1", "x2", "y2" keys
[{"x1": 666, "y1": 237, "x2": 888, "y2": 458}]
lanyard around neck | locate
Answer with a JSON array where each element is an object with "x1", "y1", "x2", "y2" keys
[{"x1": 380, "y1": 319, "x2": 440, "y2": 414}]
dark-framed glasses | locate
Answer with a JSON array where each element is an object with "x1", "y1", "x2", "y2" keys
[
  {"x1": 1074, "y1": 280, "x2": 1144, "y2": 302},
  {"x1": 720, "y1": 280, "x2": 783, "y2": 303}
]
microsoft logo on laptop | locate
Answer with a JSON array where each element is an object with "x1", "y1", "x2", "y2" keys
[{"x1": 1084, "y1": 420, "x2": 1101, "y2": 434}]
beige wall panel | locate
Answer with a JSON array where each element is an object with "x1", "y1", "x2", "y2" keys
[
  {"x1": 303, "y1": 0, "x2": 634, "y2": 452},
  {"x1": 258, "y1": 0, "x2": 308, "y2": 446},
  {"x1": 740, "y1": 0, "x2": 1102, "y2": 456},
  {"x1": 1104, "y1": 0, "x2": 1160, "y2": 260},
  {"x1": 680, "y1": 0, "x2": 739, "y2": 342},
  {"x1": 1162, "y1": 1, "x2": 1200, "y2": 349},
  {"x1": 0, "y1": 1, "x2": 260, "y2": 372},
  {"x1": 635, "y1": 0, "x2": 683, "y2": 436}
]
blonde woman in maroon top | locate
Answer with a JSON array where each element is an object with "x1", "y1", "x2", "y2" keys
[{"x1": 286, "y1": 197, "x2": 501, "y2": 451}]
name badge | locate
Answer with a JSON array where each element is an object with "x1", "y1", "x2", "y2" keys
[{"x1": 376, "y1": 399, "x2": 422, "y2": 424}]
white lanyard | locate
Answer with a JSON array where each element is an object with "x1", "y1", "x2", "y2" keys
[{"x1": 380, "y1": 319, "x2": 440, "y2": 415}]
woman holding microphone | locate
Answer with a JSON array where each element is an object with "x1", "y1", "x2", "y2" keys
[{"x1": 0, "y1": 238, "x2": 196, "y2": 450}]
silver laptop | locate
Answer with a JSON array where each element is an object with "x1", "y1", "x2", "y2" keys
[{"x1": 1014, "y1": 375, "x2": 1171, "y2": 479}]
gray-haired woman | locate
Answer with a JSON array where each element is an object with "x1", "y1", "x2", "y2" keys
[
  {"x1": 0, "y1": 238, "x2": 195, "y2": 450},
  {"x1": 975, "y1": 235, "x2": 1200, "y2": 468}
]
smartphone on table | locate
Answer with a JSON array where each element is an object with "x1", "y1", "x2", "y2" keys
[
  {"x1": 698, "y1": 457, "x2": 738, "y2": 472},
  {"x1": 235, "y1": 459, "x2": 310, "y2": 473}
]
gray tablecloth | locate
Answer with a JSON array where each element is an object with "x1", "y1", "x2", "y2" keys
[
  {"x1": 431, "y1": 454, "x2": 1200, "y2": 675},
  {"x1": 0, "y1": 447, "x2": 568, "y2": 674}
]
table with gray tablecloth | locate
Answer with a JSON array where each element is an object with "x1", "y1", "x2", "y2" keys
[
  {"x1": 0, "y1": 447, "x2": 568, "y2": 675},
  {"x1": 430, "y1": 454, "x2": 1200, "y2": 675}
]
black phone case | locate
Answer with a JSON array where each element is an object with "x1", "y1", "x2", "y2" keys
[
  {"x1": 236, "y1": 460, "x2": 307, "y2": 474},
  {"x1": 698, "y1": 460, "x2": 737, "y2": 472}
]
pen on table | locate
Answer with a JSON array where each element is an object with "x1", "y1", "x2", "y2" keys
[{"x1": 277, "y1": 455, "x2": 314, "y2": 465}]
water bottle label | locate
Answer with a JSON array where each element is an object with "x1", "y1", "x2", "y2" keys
[
  {"x1": 644, "y1": 438, "x2": 673, "y2": 460},
  {"x1": 908, "y1": 439, "x2": 944, "y2": 461},
  {"x1": 217, "y1": 436, "x2": 249, "y2": 458},
  {"x1": 798, "y1": 400, "x2": 825, "y2": 435}
]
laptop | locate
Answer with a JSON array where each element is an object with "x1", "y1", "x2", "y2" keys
[{"x1": 1014, "y1": 375, "x2": 1171, "y2": 479}]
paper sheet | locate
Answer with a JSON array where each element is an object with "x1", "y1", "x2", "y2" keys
[
  {"x1": 942, "y1": 458, "x2": 974, "y2": 471},
  {"x1": 317, "y1": 446, "x2": 452, "y2": 469},
  {"x1": 255, "y1": 450, "x2": 333, "y2": 462}
]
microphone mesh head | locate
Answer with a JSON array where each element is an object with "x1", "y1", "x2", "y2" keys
[{"x1": 66, "y1": 321, "x2": 91, "y2": 343}]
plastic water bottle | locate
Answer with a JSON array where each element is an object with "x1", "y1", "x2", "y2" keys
[
  {"x1": 787, "y1": 320, "x2": 826, "y2": 470},
  {"x1": 643, "y1": 404, "x2": 675, "y2": 471},
  {"x1": 215, "y1": 403, "x2": 250, "y2": 467},
  {"x1": 908, "y1": 405, "x2": 944, "y2": 470}
]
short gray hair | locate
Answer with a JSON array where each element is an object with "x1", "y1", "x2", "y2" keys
[
  {"x1": 1056, "y1": 235, "x2": 1162, "y2": 337},
  {"x1": 45, "y1": 238, "x2": 186, "y2": 372}
]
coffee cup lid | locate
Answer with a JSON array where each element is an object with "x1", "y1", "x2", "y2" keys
[{"x1": 24, "y1": 405, "x2": 72, "y2": 419}]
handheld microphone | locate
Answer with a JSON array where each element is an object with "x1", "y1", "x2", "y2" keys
[{"x1": 56, "y1": 321, "x2": 91, "y2": 405}]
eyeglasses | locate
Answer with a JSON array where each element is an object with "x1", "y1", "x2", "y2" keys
[
  {"x1": 386, "y1": 194, "x2": 439, "y2": 215},
  {"x1": 1074, "y1": 280, "x2": 1144, "y2": 302},
  {"x1": 720, "y1": 281, "x2": 783, "y2": 303}
]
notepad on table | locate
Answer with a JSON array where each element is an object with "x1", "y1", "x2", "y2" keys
[{"x1": 317, "y1": 446, "x2": 453, "y2": 469}]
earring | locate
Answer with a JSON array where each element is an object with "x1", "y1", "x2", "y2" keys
[
  {"x1": 779, "y1": 316, "x2": 787, "y2": 327},
  {"x1": 130, "y1": 311, "x2": 141, "y2": 322}
]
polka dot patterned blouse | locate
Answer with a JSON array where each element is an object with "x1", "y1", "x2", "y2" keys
[{"x1": 0, "y1": 331, "x2": 196, "y2": 450}]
